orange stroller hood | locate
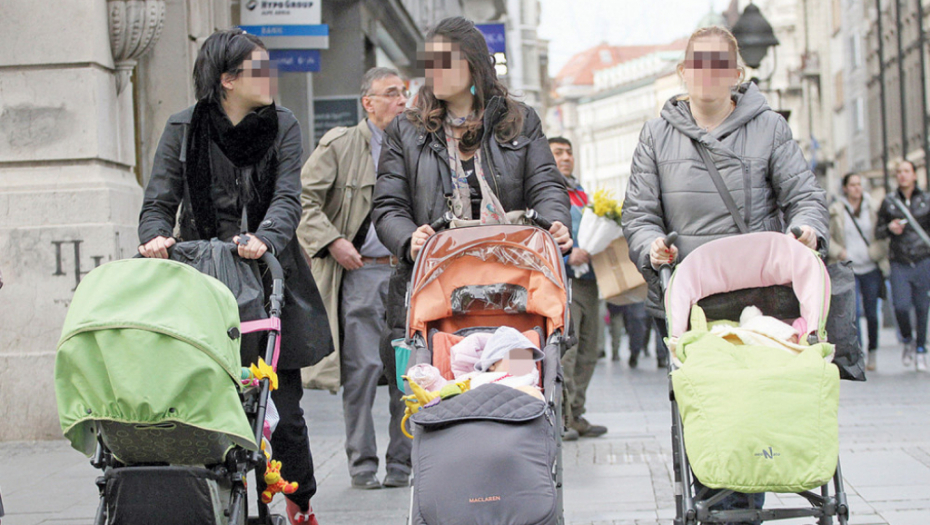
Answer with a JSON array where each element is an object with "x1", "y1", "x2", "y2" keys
[{"x1": 407, "y1": 225, "x2": 568, "y2": 338}]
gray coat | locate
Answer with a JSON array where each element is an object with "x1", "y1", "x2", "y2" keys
[{"x1": 622, "y1": 83, "x2": 829, "y2": 317}]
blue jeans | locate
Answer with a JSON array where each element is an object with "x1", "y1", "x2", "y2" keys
[
  {"x1": 890, "y1": 258, "x2": 930, "y2": 350},
  {"x1": 855, "y1": 268, "x2": 884, "y2": 352}
]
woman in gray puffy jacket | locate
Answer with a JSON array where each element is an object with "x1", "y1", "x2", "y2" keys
[
  {"x1": 622, "y1": 26, "x2": 828, "y2": 320},
  {"x1": 620, "y1": 25, "x2": 828, "y2": 522}
]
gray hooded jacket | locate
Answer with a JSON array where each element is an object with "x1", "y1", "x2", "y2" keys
[{"x1": 621, "y1": 83, "x2": 829, "y2": 317}]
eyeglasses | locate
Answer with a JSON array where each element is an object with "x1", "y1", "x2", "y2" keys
[
  {"x1": 237, "y1": 59, "x2": 278, "y2": 78},
  {"x1": 685, "y1": 51, "x2": 736, "y2": 70},
  {"x1": 418, "y1": 50, "x2": 454, "y2": 70},
  {"x1": 366, "y1": 89, "x2": 410, "y2": 99}
]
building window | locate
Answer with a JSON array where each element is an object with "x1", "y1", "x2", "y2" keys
[
  {"x1": 849, "y1": 35, "x2": 862, "y2": 69},
  {"x1": 853, "y1": 97, "x2": 865, "y2": 132}
]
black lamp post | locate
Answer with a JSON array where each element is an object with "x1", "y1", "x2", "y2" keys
[{"x1": 731, "y1": 3, "x2": 780, "y2": 69}]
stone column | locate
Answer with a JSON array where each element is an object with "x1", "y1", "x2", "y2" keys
[{"x1": 0, "y1": 0, "x2": 161, "y2": 440}]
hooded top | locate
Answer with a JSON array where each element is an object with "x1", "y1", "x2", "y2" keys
[{"x1": 622, "y1": 82, "x2": 829, "y2": 317}]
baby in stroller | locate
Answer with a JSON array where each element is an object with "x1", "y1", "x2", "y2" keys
[{"x1": 408, "y1": 326, "x2": 546, "y2": 401}]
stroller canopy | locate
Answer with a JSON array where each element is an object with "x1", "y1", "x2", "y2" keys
[
  {"x1": 408, "y1": 225, "x2": 567, "y2": 336},
  {"x1": 665, "y1": 232, "x2": 830, "y2": 340},
  {"x1": 55, "y1": 258, "x2": 256, "y2": 458}
]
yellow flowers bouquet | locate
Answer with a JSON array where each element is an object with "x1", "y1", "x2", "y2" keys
[
  {"x1": 591, "y1": 189, "x2": 624, "y2": 226},
  {"x1": 573, "y1": 189, "x2": 625, "y2": 275}
]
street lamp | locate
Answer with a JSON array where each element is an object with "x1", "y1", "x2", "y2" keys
[{"x1": 730, "y1": 3, "x2": 779, "y2": 69}]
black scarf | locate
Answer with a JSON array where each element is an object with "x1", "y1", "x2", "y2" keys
[{"x1": 186, "y1": 99, "x2": 278, "y2": 239}]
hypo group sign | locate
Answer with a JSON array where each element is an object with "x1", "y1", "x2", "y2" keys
[{"x1": 240, "y1": 0, "x2": 328, "y2": 50}]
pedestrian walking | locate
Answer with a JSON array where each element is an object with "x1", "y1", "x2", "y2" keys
[
  {"x1": 875, "y1": 159, "x2": 930, "y2": 372},
  {"x1": 297, "y1": 67, "x2": 411, "y2": 490},
  {"x1": 371, "y1": 16, "x2": 572, "y2": 397},
  {"x1": 828, "y1": 173, "x2": 888, "y2": 371},
  {"x1": 138, "y1": 28, "x2": 331, "y2": 525},
  {"x1": 549, "y1": 136, "x2": 607, "y2": 441},
  {"x1": 621, "y1": 25, "x2": 828, "y2": 522},
  {"x1": 607, "y1": 302, "x2": 652, "y2": 368}
]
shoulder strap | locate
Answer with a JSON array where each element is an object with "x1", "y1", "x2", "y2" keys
[
  {"x1": 693, "y1": 140, "x2": 749, "y2": 234},
  {"x1": 843, "y1": 203, "x2": 870, "y2": 247},
  {"x1": 890, "y1": 194, "x2": 930, "y2": 248}
]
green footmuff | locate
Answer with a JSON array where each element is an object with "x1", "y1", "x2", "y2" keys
[
  {"x1": 672, "y1": 318, "x2": 839, "y2": 493},
  {"x1": 55, "y1": 258, "x2": 258, "y2": 465}
]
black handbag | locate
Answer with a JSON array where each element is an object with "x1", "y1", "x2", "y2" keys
[{"x1": 694, "y1": 141, "x2": 866, "y2": 381}]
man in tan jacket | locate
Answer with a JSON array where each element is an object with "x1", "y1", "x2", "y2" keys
[{"x1": 297, "y1": 67, "x2": 410, "y2": 490}]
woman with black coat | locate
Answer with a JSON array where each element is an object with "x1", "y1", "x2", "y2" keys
[
  {"x1": 138, "y1": 29, "x2": 330, "y2": 525},
  {"x1": 372, "y1": 16, "x2": 572, "y2": 386}
]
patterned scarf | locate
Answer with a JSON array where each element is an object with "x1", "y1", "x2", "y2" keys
[{"x1": 442, "y1": 120, "x2": 509, "y2": 224}]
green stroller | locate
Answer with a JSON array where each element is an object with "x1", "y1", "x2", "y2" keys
[
  {"x1": 55, "y1": 242, "x2": 288, "y2": 524},
  {"x1": 660, "y1": 231, "x2": 850, "y2": 524}
]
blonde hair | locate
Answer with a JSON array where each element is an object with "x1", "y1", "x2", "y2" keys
[{"x1": 676, "y1": 26, "x2": 745, "y2": 100}]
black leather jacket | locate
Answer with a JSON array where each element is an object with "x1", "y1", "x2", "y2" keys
[
  {"x1": 371, "y1": 98, "x2": 570, "y2": 385},
  {"x1": 372, "y1": 97, "x2": 571, "y2": 263},
  {"x1": 875, "y1": 187, "x2": 930, "y2": 264}
]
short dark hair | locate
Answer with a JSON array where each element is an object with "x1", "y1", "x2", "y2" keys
[
  {"x1": 841, "y1": 172, "x2": 860, "y2": 187},
  {"x1": 193, "y1": 28, "x2": 266, "y2": 103},
  {"x1": 548, "y1": 137, "x2": 572, "y2": 148}
]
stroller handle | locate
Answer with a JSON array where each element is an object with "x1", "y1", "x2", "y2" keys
[
  {"x1": 659, "y1": 232, "x2": 679, "y2": 292},
  {"x1": 136, "y1": 240, "x2": 285, "y2": 283},
  {"x1": 524, "y1": 209, "x2": 553, "y2": 230}
]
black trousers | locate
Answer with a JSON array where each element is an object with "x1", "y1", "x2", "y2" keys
[{"x1": 259, "y1": 368, "x2": 316, "y2": 509}]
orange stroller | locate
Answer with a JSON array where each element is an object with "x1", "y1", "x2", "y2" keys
[{"x1": 398, "y1": 222, "x2": 569, "y2": 525}]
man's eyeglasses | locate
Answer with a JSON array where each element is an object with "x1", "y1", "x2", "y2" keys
[
  {"x1": 237, "y1": 59, "x2": 278, "y2": 78},
  {"x1": 366, "y1": 89, "x2": 410, "y2": 99},
  {"x1": 418, "y1": 50, "x2": 454, "y2": 70},
  {"x1": 685, "y1": 51, "x2": 736, "y2": 70}
]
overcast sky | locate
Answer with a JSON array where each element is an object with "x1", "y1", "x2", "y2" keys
[{"x1": 538, "y1": 0, "x2": 735, "y2": 76}]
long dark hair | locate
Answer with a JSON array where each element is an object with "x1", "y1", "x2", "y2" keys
[
  {"x1": 193, "y1": 28, "x2": 266, "y2": 103},
  {"x1": 409, "y1": 17, "x2": 524, "y2": 153}
]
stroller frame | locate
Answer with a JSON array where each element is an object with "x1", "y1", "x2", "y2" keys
[
  {"x1": 657, "y1": 232, "x2": 851, "y2": 525},
  {"x1": 402, "y1": 221, "x2": 570, "y2": 525},
  {"x1": 88, "y1": 246, "x2": 289, "y2": 525}
]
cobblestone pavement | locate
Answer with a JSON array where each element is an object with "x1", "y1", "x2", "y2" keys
[{"x1": 2, "y1": 326, "x2": 930, "y2": 524}]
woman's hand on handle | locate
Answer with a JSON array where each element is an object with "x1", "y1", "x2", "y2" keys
[
  {"x1": 138, "y1": 236, "x2": 176, "y2": 259},
  {"x1": 410, "y1": 224, "x2": 436, "y2": 260},
  {"x1": 790, "y1": 225, "x2": 818, "y2": 250},
  {"x1": 649, "y1": 236, "x2": 679, "y2": 270},
  {"x1": 549, "y1": 221, "x2": 573, "y2": 254},
  {"x1": 234, "y1": 234, "x2": 268, "y2": 260}
]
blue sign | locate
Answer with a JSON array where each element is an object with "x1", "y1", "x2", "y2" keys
[
  {"x1": 240, "y1": 24, "x2": 328, "y2": 37},
  {"x1": 270, "y1": 49, "x2": 320, "y2": 72},
  {"x1": 239, "y1": 24, "x2": 329, "y2": 49},
  {"x1": 476, "y1": 23, "x2": 506, "y2": 54}
]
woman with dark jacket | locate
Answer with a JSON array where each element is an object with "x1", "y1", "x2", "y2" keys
[
  {"x1": 138, "y1": 29, "x2": 330, "y2": 525},
  {"x1": 372, "y1": 16, "x2": 572, "y2": 384},
  {"x1": 621, "y1": 25, "x2": 828, "y2": 522}
]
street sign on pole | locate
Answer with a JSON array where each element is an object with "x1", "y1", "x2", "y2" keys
[
  {"x1": 270, "y1": 49, "x2": 321, "y2": 72},
  {"x1": 240, "y1": 0, "x2": 328, "y2": 49},
  {"x1": 476, "y1": 24, "x2": 506, "y2": 54}
]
